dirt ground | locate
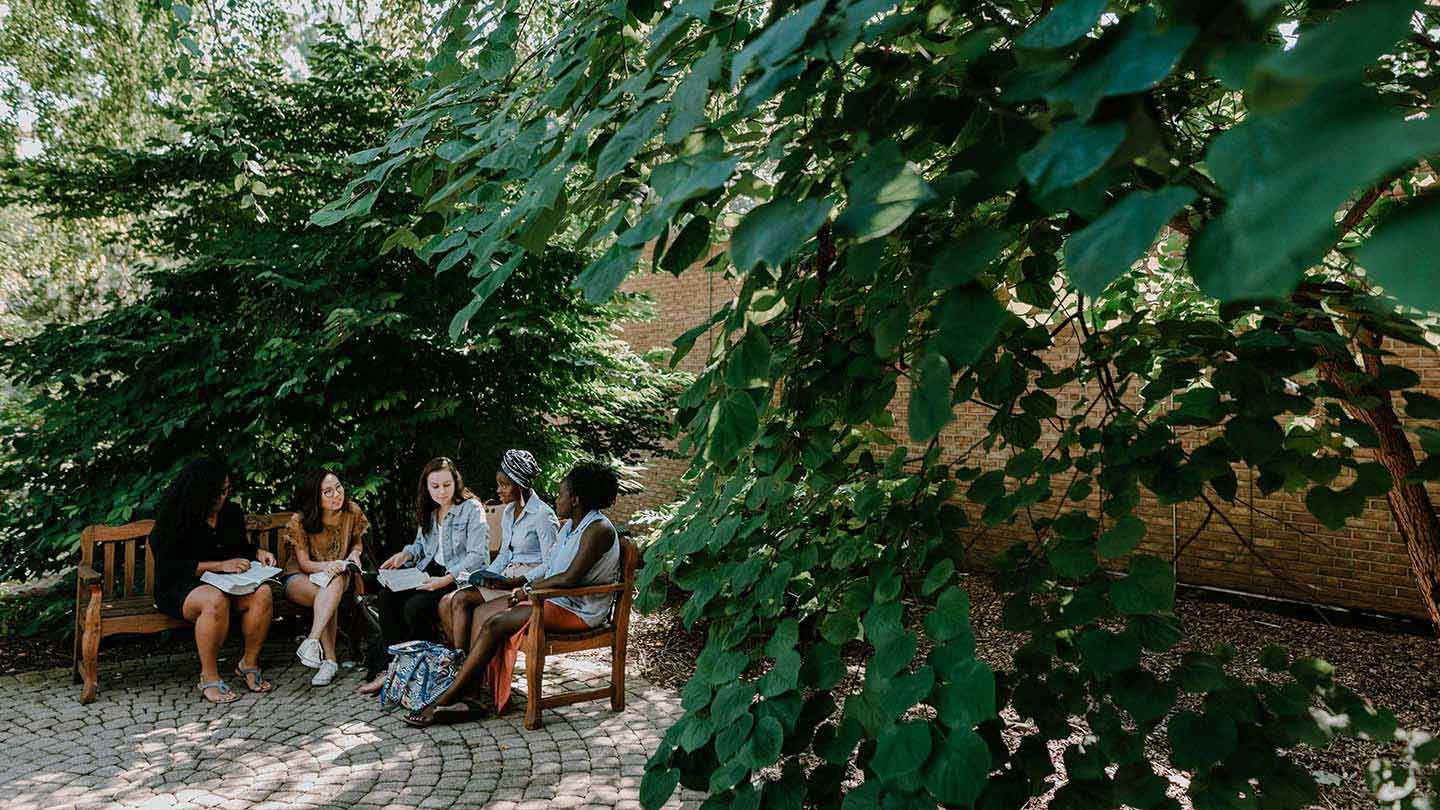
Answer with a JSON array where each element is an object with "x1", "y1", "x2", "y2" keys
[{"x1": 9, "y1": 577, "x2": 1435, "y2": 808}]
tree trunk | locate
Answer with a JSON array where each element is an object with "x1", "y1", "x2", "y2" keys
[{"x1": 1307, "y1": 321, "x2": 1440, "y2": 630}]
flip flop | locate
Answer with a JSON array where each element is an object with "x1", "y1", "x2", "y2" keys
[
  {"x1": 402, "y1": 707, "x2": 436, "y2": 728},
  {"x1": 198, "y1": 679, "x2": 238, "y2": 704},
  {"x1": 234, "y1": 664, "x2": 273, "y2": 693}
]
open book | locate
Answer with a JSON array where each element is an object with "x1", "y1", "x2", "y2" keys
[
  {"x1": 458, "y1": 569, "x2": 511, "y2": 591},
  {"x1": 200, "y1": 562, "x2": 283, "y2": 595},
  {"x1": 376, "y1": 567, "x2": 431, "y2": 592}
]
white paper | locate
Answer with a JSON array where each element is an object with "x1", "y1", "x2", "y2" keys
[
  {"x1": 376, "y1": 567, "x2": 431, "y2": 592},
  {"x1": 200, "y1": 562, "x2": 283, "y2": 595}
]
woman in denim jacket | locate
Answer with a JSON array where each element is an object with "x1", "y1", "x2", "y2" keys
[{"x1": 358, "y1": 457, "x2": 489, "y2": 694}]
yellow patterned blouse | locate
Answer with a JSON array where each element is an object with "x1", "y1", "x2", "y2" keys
[{"x1": 282, "y1": 502, "x2": 370, "y2": 574}]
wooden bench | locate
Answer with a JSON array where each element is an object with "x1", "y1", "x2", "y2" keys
[
  {"x1": 72, "y1": 513, "x2": 362, "y2": 704},
  {"x1": 518, "y1": 534, "x2": 638, "y2": 729}
]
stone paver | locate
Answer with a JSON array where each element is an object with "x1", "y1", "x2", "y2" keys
[{"x1": 1, "y1": 641, "x2": 699, "y2": 809}]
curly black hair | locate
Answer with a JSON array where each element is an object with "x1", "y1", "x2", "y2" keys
[
  {"x1": 155, "y1": 458, "x2": 230, "y2": 538},
  {"x1": 562, "y1": 461, "x2": 619, "y2": 513}
]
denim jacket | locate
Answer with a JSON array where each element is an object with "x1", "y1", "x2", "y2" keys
[
  {"x1": 485, "y1": 494, "x2": 559, "y2": 574},
  {"x1": 402, "y1": 497, "x2": 489, "y2": 579}
]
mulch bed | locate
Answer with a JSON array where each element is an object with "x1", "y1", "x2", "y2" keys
[{"x1": 8, "y1": 579, "x2": 1433, "y2": 807}]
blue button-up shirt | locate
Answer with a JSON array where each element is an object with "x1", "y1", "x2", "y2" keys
[
  {"x1": 402, "y1": 497, "x2": 489, "y2": 579},
  {"x1": 485, "y1": 494, "x2": 559, "y2": 574}
]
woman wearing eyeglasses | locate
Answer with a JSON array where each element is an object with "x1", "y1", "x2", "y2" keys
[
  {"x1": 282, "y1": 468, "x2": 370, "y2": 687},
  {"x1": 149, "y1": 458, "x2": 278, "y2": 704}
]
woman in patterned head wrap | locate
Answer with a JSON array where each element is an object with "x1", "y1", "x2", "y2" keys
[{"x1": 438, "y1": 449, "x2": 559, "y2": 650}]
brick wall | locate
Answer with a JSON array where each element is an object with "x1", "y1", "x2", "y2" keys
[{"x1": 613, "y1": 269, "x2": 1431, "y2": 620}]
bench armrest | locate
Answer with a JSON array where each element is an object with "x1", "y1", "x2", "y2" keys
[
  {"x1": 528, "y1": 582, "x2": 626, "y2": 600},
  {"x1": 77, "y1": 564, "x2": 102, "y2": 587}
]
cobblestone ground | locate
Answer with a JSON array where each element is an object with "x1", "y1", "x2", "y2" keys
[{"x1": 0, "y1": 640, "x2": 701, "y2": 809}]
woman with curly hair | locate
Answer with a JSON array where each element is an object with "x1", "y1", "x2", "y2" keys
[
  {"x1": 150, "y1": 458, "x2": 277, "y2": 704},
  {"x1": 283, "y1": 468, "x2": 370, "y2": 687}
]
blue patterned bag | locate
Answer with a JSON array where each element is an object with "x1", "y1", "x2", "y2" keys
[{"x1": 378, "y1": 640, "x2": 464, "y2": 711}]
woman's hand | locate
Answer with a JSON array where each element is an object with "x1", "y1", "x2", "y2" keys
[
  {"x1": 256, "y1": 549, "x2": 277, "y2": 568},
  {"x1": 217, "y1": 558, "x2": 250, "y2": 574},
  {"x1": 326, "y1": 560, "x2": 349, "y2": 575},
  {"x1": 417, "y1": 575, "x2": 452, "y2": 592},
  {"x1": 380, "y1": 551, "x2": 411, "y2": 570},
  {"x1": 508, "y1": 586, "x2": 527, "y2": 606}
]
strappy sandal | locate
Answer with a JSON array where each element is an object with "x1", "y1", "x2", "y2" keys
[
  {"x1": 234, "y1": 664, "x2": 273, "y2": 693},
  {"x1": 198, "y1": 679, "x2": 238, "y2": 704},
  {"x1": 402, "y1": 706, "x2": 436, "y2": 728}
]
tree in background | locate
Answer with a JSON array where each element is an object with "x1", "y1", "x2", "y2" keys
[
  {"x1": 327, "y1": 0, "x2": 1440, "y2": 806},
  {"x1": 0, "y1": 35, "x2": 682, "y2": 577}
]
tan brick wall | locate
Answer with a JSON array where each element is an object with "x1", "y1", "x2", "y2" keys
[{"x1": 613, "y1": 269, "x2": 1431, "y2": 620}]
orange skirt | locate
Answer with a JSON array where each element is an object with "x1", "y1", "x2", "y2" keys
[{"x1": 486, "y1": 600, "x2": 589, "y2": 712}]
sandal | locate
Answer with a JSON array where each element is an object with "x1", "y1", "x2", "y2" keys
[
  {"x1": 198, "y1": 679, "x2": 238, "y2": 704},
  {"x1": 234, "y1": 664, "x2": 273, "y2": 693},
  {"x1": 402, "y1": 707, "x2": 436, "y2": 728}
]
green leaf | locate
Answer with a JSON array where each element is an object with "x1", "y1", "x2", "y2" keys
[
  {"x1": 576, "y1": 244, "x2": 641, "y2": 303},
  {"x1": 666, "y1": 42, "x2": 722, "y2": 144},
  {"x1": 662, "y1": 216, "x2": 713, "y2": 276},
  {"x1": 1045, "y1": 8, "x2": 1197, "y2": 120},
  {"x1": 872, "y1": 722, "x2": 932, "y2": 780},
  {"x1": 1048, "y1": 541, "x2": 1097, "y2": 578},
  {"x1": 921, "y1": 559, "x2": 955, "y2": 596},
  {"x1": 933, "y1": 659, "x2": 995, "y2": 728},
  {"x1": 1253, "y1": 0, "x2": 1420, "y2": 91},
  {"x1": 1017, "y1": 0, "x2": 1107, "y2": 50},
  {"x1": 725, "y1": 329, "x2": 773, "y2": 389},
  {"x1": 730, "y1": 197, "x2": 833, "y2": 273},
  {"x1": 1017, "y1": 120, "x2": 1126, "y2": 196},
  {"x1": 908, "y1": 353, "x2": 954, "y2": 443},
  {"x1": 1356, "y1": 197, "x2": 1440, "y2": 314},
  {"x1": 596, "y1": 103, "x2": 667, "y2": 181},
  {"x1": 1076, "y1": 628, "x2": 1141, "y2": 675},
  {"x1": 758, "y1": 648, "x2": 802, "y2": 696},
  {"x1": 744, "y1": 716, "x2": 784, "y2": 768},
  {"x1": 1168, "y1": 711, "x2": 1237, "y2": 771},
  {"x1": 640, "y1": 767, "x2": 681, "y2": 810},
  {"x1": 731, "y1": 0, "x2": 827, "y2": 82},
  {"x1": 934, "y1": 285, "x2": 1007, "y2": 368},
  {"x1": 927, "y1": 229, "x2": 1014, "y2": 290},
  {"x1": 171, "y1": 2, "x2": 192, "y2": 23},
  {"x1": 1109, "y1": 555, "x2": 1174, "y2": 615},
  {"x1": 836, "y1": 142, "x2": 936, "y2": 242},
  {"x1": 924, "y1": 587, "x2": 971, "y2": 642},
  {"x1": 706, "y1": 392, "x2": 760, "y2": 462},
  {"x1": 1098, "y1": 515, "x2": 1146, "y2": 558},
  {"x1": 1064, "y1": 186, "x2": 1197, "y2": 296},
  {"x1": 1191, "y1": 85, "x2": 1440, "y2": 300},
  {"x1": 923, "y1": 730, "x2": 990, "y2": 806}
]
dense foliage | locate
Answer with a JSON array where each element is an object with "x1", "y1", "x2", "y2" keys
[
  {"x1": 327, "y1": 0, "x2": 1440, "y2": 805},
  {"x1": 0, "y1": 38, "x2": 681, "y2": 576}
]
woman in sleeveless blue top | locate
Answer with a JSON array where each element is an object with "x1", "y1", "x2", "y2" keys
[{"x1": 402, "y1": 461, "x2": 621, "y2": 726}]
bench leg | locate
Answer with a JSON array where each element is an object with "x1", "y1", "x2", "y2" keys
[
  {"x1": 611, "y1": 633, "x2": 627, "y2": 712},
  {"x1": 524, "y1": 630, "x2": 545, "y2": 730},
  {"x1": 79, "y1": 587, "x2": 102, "y2": 704}
]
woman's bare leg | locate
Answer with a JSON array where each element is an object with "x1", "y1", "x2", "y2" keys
[
  {"x1": 416, "y1": 605, "x2": 529, "y2": 720},
  {"x1": 182, "y1": 585, "x2": 231, "y2": 699}
]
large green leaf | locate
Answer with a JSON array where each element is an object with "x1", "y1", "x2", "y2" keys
[
  {"x1": 1064, "y1": 186, "x2": 1197, "y2": 296},
  {"x1": 596, "y1": 103, "x2": 667, "y2": 181},
  {"x1": 927, "y1": 229, "x2": 1014, "y2": 291},
  {"x1": 1045, "y1": 8, "x2": 1197, "y2": 120},
  {"x1": 923, "y1": 730, "x2": 990, "y2": 806},
  {"x1": 1109, "y1": 555, "x2": 1174, "y2": 615},
  {"x1": 706, "y1": 392, "x2": 760, "y2": 462},
  {"x1": 836, "y1": 142, "x2": 936, "y2": 242},
  {"x1": 1017, "y1": 0, "x2": 1108, "y2": 50},
  {"x1": 730, "y1": 197, "x2": 833, "y2": 273},
  {"x1": 933, "y1": 659, "x2": 995, "y2": 729},
  {"x1": 725, "y1": 329, "x2": 774, "y2": 389},
  {"x1": 872, "y1": 722, "x2": 932, "y2": 780},
  {"x1": 1252, "y1": 0, "x2": 1420, "y2": 100},
  {"x1": 1169, "y1": 711, "x2": 1238, "y2": 771},
  {"x1": 1354, "y1": 197, "x2": 1440, "y2": 313},
  {"x1": 934, "y1": 285, "x2": 1007, "y2": 368},
  {"x1": 1017, "y1": 120, "x2": 1126, "y2": 196},
  {"x1": 576, "y1": 244, "x2": 641, "y2": 303},
  {"x1": 731, "y1": 0, "x2": 827, "y2": 83},
  {"x1": 908, "y1": 353, "x2": 954, "y2": 443},
  {"x1": 666, "y1": 41, "x2": 722, "y2": 144}
]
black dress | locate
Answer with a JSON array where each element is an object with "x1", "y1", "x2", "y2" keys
[{"x1": 151, "y1": 501, "x2": 255, "y2": 620}]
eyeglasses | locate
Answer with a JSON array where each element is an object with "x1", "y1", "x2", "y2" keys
[{"x1": 322, "y1": 485, "x2": 344, "y2": 498}]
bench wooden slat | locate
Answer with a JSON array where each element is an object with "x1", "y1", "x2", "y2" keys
[
  {"x1": 102, "y1": 543, "x2": 116, "y2": 599},
  {"x1": 123, "y1": 539, "x2": 136, "y2": 597}
]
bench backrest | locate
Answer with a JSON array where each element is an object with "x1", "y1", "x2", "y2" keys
[
  {"x1": 613, "y1": 535, "x2": 639, "y2": 624},
  {"x1": 79, "y1": 513, "x2": 295, "y2": 602}
]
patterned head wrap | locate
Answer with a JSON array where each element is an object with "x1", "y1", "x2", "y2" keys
[{"x1": 499, "y1": 449, "x2": 539, "y2": 491}]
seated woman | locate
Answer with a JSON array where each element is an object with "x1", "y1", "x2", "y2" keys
[
  {"x1": 150, "y1": 458, "x2": 278, "y2": 704},
  {"x1": 405, "y1": 461, "x2": 621, "y2": 726},
  {"x1": 438, "y1": 449, "x2": 558, "y2": 648},
  {"x1": 283, "y1": 468, "x2": 370, "y2": 687},
  {"x1": 357, "y1": 457, "x2": 489, "y2": 694}
]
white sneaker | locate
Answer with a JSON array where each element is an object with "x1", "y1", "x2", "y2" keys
[
  {"x1": 296, "y1": 638, "x2": 323, "y2": 669},
  {"x1": 311, "y1": 660, "x2": 338, "y2": 687}
]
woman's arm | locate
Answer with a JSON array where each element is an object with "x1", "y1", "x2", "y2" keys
[
  {"x1": 347, "y1": 507, "x2": 370, "y2": 564},
  {"x1": 527, "y1": 522, "x2": 615, "y2": 591},
  {"x1": 456, "y1": 500, "x2": 491, "y2": 573},
  {"x1": 536, "y1": 514, "x2": 559, "y2": 562}
]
